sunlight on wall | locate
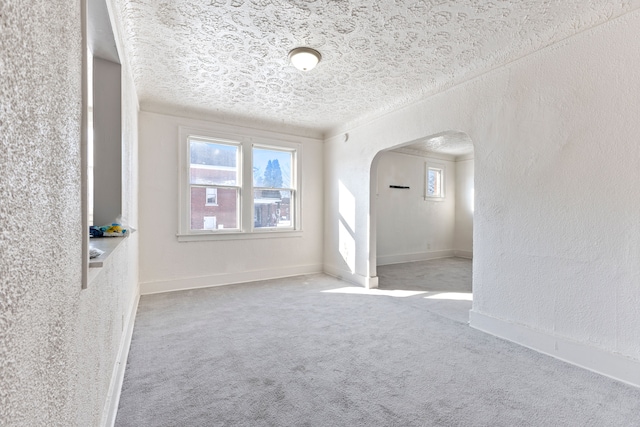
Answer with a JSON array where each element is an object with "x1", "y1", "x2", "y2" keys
[
  {"x1": 338, "y1": 180, "x2": 356, "y2": 273},
  {"x1": 470, "y1": 188, "x2": 474, "y2": 213},
  {"x1": 339, "y1": 180, "x2": 356, "y2": 231},
  {"x1": 338, "y1": 221, "x2": 356, "y2": 273}
]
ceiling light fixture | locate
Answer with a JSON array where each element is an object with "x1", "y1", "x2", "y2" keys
[{"x1": 288, "y1": 47, "x2": 321, "y2": 71}]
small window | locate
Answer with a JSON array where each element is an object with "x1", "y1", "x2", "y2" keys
[
  {"x1": 203, "y1": 216, "x2": 217, "y2": 230},
  {"x1": 252, "y1": 147, "x2": 295, "y2": 229},
  {"x1": 205, "y1": 188, "x2": 218, "y2": 206},
  {"x1": 426, "y1": 163, "x2": 445, "y2": 200}
]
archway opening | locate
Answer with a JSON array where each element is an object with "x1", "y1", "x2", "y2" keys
[{"x1": 369, "y1": 131, "x2": 474, "y2": 322}]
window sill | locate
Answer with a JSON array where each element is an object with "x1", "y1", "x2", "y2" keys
[
  {"x1": 88, "y1": 236, "x2": 127, "y2": 283},
  {"x1": 177, "y1": 230, "x2": 303, "y2": 242}
]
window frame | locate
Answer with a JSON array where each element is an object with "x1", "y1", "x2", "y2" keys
[
  {"x1": 251, "y1": 144, "x2": 297, "y2": 232},
  {"x1": 425, "y1": 161, "x2": 446, "y2": 201},
  {"x1": 187, "y1": 136, "x2": 242, "y2": 232},
  {"x1": 178, "y1": 126, "x2": 303, "y2": 242}
]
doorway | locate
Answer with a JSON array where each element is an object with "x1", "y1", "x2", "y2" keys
[{"x1": 369, "y1": 131, "x2": 474, "y2": 321}]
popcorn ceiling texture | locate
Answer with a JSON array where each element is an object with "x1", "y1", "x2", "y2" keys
[
  {"x1": 1, "y1": 1, "x2": 140, "y2": 425},
  {"x1": 116, "y1": 0, "x2": 640, "y2": 134},
  {"x1": 394, "y1": 131, "x2": 474, "y2": 158},
  {"x1": 1, "y1": 0, "x2": 82, "y2": 425}
]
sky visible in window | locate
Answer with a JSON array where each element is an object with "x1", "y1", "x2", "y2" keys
[{"x1": 253, "y1": 148, "x2": 292, "y2": 188}]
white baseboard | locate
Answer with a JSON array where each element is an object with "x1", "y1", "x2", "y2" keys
[
  {"x1": 323, "y1": 264, "x2": 379, "y2": 289},
  {"x1": 102, "y1": 290, "x2": 140, "y2": 427},
  {"x1": 377, "y1": 249, "x2": 455, "y2": 266},
  {"x1": 140, "y1": 264, "x2": 324, "y2": 295},
  {"x1": 469, "y1": 310, "x2": 640, "y2": 388},
  {"x1": 454, "y1": 250, "x2": 473, "y2": 259}
]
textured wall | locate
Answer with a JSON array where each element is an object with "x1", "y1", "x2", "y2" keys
[
  {"x1": 1, "y1": 1, "x2": 140, "y2": 425},
  {"x1": 1, "y1": 1, "x2": 82, "y2": 424},
  {"x1": 74, "y1": 40, "x2": 140, "y2": 425},
  {"x1": 324, "y1": 9, "x2": 640, "y2": 372},
  {"x1": 76, "y1": 236, "x2": 138, "y2": 426}
]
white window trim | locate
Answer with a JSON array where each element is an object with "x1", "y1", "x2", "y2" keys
[
  {"x1": 425, "y1": 161, "x2": 446, "y2": 201},
  {"x1": 177, "y1": 126, "x2": 303, "y2": 242}
]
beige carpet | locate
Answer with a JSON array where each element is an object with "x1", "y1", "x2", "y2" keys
[{"x1": 116, "y1": 262, "x2": 640, "y2": 426}]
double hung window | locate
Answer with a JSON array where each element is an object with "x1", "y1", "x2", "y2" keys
[
  {"x1": 252, "y1": 147, "x2": 295, "y2": 230},
  {"x1": 188, "y1": 139, "x2": 240, "y2": 231},
  {"x1": 179, "y1": 128, "x2": 301, "y2": 240}
]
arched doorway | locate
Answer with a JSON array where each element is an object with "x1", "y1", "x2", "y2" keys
[{"x1": 369, "y1": 131, "x2": 474, "y2": 321}]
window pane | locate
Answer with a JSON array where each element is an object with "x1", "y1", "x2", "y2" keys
[
  {"x1": 253, "y1": 148, "x2": 292, "y2": 188},
  {"x1": 190, "y1": 140, "x2": 238, "y2": 186},
  {"x1": 191, "y1": 187, "x2": 238, "y2": 230},
  {"x1": 253, "y1": 189, "x2": 292, "y2": 228},
  {"x1": 428, "y1": 168, "x2": 442, "y2": 197},
  {"x1": 205, "y1": 188, "x2": 217, "y2": 206},
  {"x1": 428, "y1": 170, "x2": 436, "y2": 195}
]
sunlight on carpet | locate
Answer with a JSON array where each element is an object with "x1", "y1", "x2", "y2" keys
[
  {"x1": 322, "y1": 287, "x2": 427, "y2": 297},
  {"x1": 322, "y1": 287, "x2": 473, "y2": 301}
]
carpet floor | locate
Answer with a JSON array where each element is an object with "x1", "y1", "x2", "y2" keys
[
  {"x1": 116, "y1": 260, "x2": 640, "y2": 426},
  {"x1": 378, "y1": 257, "x2": 472, "y2": 324}
]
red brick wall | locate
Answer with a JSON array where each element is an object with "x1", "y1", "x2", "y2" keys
[{"x1": 190, "y1": 187, "x2": 238, "y2": 229}]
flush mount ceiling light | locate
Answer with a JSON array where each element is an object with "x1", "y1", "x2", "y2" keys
[{"x1": 288, "y1": 47, "x2": 321, "y2": 71}]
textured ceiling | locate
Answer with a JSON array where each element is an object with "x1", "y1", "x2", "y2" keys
[
  {"x1": 116, "y1": 0, "x2": 638, "y2": 135},
  {"x1": 393, "y1": 131, "x2": 474, "y2": 158}
]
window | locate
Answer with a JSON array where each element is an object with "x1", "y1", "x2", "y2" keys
[
  {"x1": 253, "y1": 147, "x2": 295, "y2": 229},
  {"x1": 189, "y1": 139, "x2": 240, "y2": 231},
  {"x1": 203, "y1": 216, "x2": 217, "y2": 230},
  {"x1": 426, "y1": 163, "x2": 445, "y2": 200},
  {"x1": 179, "y1": 128, "x2": 301, "y2": 240},
  {"x1": 205, "y1": 188, "x2": 218, "y2": 206}
]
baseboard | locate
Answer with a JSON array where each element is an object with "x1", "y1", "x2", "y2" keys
[
  {"x1": 377, "y1": 249, "x2": 455, "y2": 266},
  {"x1": 469, "y1": 311, "x2": 640, "y2": 388},
  {"x1": 323, "y1": 264, "x2": 379, "y2": 289},
  {"x1": 140, "y1": 264, "x2": 324, "y2": 295},
  {"x1": 454, "y1": 250, "x2": 473, "y2": 259},
  {"x1": 101, "y1": 289, "x2": 140, "y2": 427}
]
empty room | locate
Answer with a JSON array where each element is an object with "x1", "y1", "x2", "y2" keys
[{"x1": 2, "y1": 0, "x2": 640, "y2": 426}]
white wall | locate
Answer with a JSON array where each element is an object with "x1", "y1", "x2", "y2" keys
[
  {"x1": 375, "y1": 151, "x2": 456, "y2": 265},
  {"x1": 324, "y1": 11, "x2": 640, "y2": 386},
  {"x1": 93, "y1": 57, "x2": 122, "y2": 226},
  {"x1": 1, "y1": 1, "x2": 140, "y2": 425},
  {"x1": 454, "y1": 157, "x2": 474, "y2": 258},
  {"x1": 138, "y1": 112, "x2": 324, "y2": 294}
]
